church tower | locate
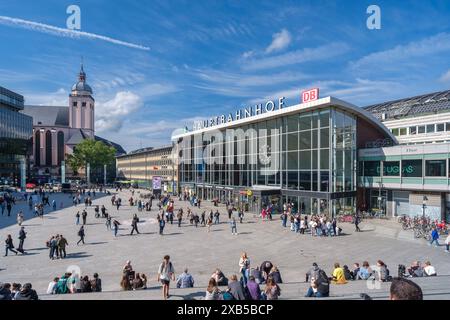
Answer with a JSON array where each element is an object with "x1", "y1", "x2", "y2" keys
[{"x1": 69, "y1": 62, "x2": 95, "y2": 137}]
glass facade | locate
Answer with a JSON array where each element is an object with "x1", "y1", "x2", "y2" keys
[
  {"x1": 0, "y1": 90, "x2": 33, "y2": 184},
  {"x1": 178, "y1": 107, "x2": 358, "y2": 217}
]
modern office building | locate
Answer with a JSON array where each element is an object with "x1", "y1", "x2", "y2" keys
[
  {"x1": 116, "y1": 145, "x2": 178, "y2": 193},
  {"x1": 173, "y1": 96, "x2": 396, "y2": 216},
  {"x1": 365, "y1": 90, "x2": 450, "y2": 145},
  {"x1": 21, "y1": 63, "x2": 125, "y2": 183},
  {"x1": 0, "y1": 86, "x2": 33, "y2": 186},
  {"x1": 360, "y1": 90, "x2": 450, "y2": 221}
]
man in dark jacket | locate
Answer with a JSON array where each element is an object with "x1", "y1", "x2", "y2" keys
[
  {"x1": 0, "y1": 283, "x2": 12, "y2": 300},
  {"x1": 77, "y1": 226, "x2": 85, "y2": 245},
  {"x1": 18, "y1": 227, "x2": 26, "y2": 254},
  {"x1": 228, "y1": 275, "x2": 246, "y2": 300},
  {"x1": 130, "y1": 214, "x2": 140, "y2": 235},
  {"x1": 4, "y1": 234, "x2": 18, "y2": 256},
  {"x1": 14, "y1": 283, "x2": 38, "y2": 300},
  {"x1": 305, "y1": 263, "x2": 321, "y2": 282}
]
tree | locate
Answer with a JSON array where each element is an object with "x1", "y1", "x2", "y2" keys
[{"x1": 67, "y1": 139, "x2": 116, "y2": 179}]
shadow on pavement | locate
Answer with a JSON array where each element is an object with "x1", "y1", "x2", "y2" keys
[{"x1": 65, "y1": 252, "x2": 93, "y2": 259}]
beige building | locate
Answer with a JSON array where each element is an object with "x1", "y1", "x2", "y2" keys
[{"x1": 116, "y1": 145, "x2": 178, "y2": 193}]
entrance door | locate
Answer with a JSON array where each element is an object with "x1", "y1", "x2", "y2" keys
[{"x1": 393, "y1": 191, "x2": 410, "y2": 217}]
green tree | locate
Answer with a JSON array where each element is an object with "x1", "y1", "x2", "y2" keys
[{"x1": 67, "y1": 139, "x2": 116, "y2": 178}]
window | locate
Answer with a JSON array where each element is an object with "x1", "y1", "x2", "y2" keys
[
  {"x1": 426, "y1": 124, "x2": 435, "y2": 133},
  {"x1": 402, "y1": 159, "x2": 422, "y2": 177},
  {"x1": 425, "y1": 160, "x2": 446, "y2": 177},
  {"x1": 383, "y1": 161, "x2": 400, "y2": 176},
  {"x1": 363, "y1": 161, "x2": 380, "y2": 176},
  {"x1": 447, "y1": 123, "x2": 450, "y2": 131},
  {"x1": 437, "y1": 123, "x2": 445, "y2": 132},
  {"x1": 72, "y1": 102, "x2": 77, "y2": 107},
  {"x1": 391, "y1": 128, "x2": 399, "y2": 136},
  {"x1": 409, "y1": 126, "x2": 417, "y2": 135},
  {"x1": 82, "y1": 102, "x2": 87, "y2": 107},
  {"x1": 418, "y1": 126, "x2": 425, "y2": 134},
  {"x1": 399, "y1": 128, "x2": 407, "y2": 136}
]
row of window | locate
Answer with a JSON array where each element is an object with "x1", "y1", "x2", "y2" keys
[
  {"x1": 0, "y1": 92, "x2": 23, "y2": 109},
  {"x1": 361, "y1": 159, "x2": 450, "y2": 178},
  {"x1": 391, "y1": 122, "x2": 450, "y2": 136},
  {"x1": 0, "y1": 108, "x2": 33, "y2": 140},
  {"x1": 72, "y1": 101, "x2": 93, "y2": 108}
]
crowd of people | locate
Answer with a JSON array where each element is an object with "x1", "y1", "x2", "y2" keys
[
  {"x1": 46, "y1": 271, "x2": 102, "y2": 294},
  {"x1": 0, "y1": 186, "x2": 445, "y2": 301}
]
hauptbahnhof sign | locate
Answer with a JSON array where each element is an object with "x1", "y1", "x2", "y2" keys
[
  {"x1": 191, "y1": 89, "x2": 320, "y2": 132},
  {"x1": 192, "y1": 97, "x2": 286, "y2": 131}
]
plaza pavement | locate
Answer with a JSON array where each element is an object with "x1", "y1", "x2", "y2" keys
[{"x1": 0, "y1": 189, "x2": 449, "y2": 300}]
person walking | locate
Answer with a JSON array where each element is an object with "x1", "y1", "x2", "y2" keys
[
  {"x1": 207, "y1": 216, "x2": 213, "y2": 233},
  {"x1": 430, "y1": 227, "x2": 440, "y2": 247},
  {"x1": 82, "y1": 210, "x2": 87, "y2": 225},
  {"x1": 130, "y1": 214, "x2": 140, "y2": 235},
  {"x1": 239, "y1": 252, "x2": 250, "y2": 286},
  {"x1": 200, "y1": 211, "x2": 206, "y2": 226},
  {"x1": 58, "y1": 235, "x2": 68, "y2": 259},
  {"x1": 157, "y1": 255, "x2": 175, "y2": 300},
  {"x1": 6, "y1": 201, "x2": 12, "y2": 217},
  {"x1": 106, "y1": 216, "x2": 112, "y2": 230},
  {"x1": 214, "y1": 210, "x2": 220, "y2": 225},
  {"x1": 230, "y1": 217, "x2": 238, "y2": 235},
  {"x1": 17, "y1": 226, "x2": 26, "y2": 254},
  {"x1": 159, "y1": 216, "x2": 166, "y2": 235},
  {"x1": 238, "y1": 208, "x2": 244, "y2": 224},
  {"x1": 113, "y1": 219, "x2": 120, "y2": 237},
  {"x1": 4, "y1": 234, "x2": 18, "y2": 256},
  {"x1": 16, "y1": 211, "x2": 24, "y2": 226},
  {"x1": 77, "y1": 226, "x2": 85, "y2": 245},
  {"x1": 75, "y1": 211, "x2": 80, "y2": 225},
  {"x1": 354, "y1": 214, "x2": 361, "y2": 232},
  {"x1": 177, "y1": 209, "x2": 183, "y2": 228}
]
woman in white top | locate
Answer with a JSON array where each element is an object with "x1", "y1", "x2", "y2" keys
[
  {"x1": 239, "y1": 252, "x2": 250, "y2": 286},
  {"x1": 46, "y1": 277, "x2": 59, "y2": 294},
  {"x1": 423, "y1": 261, "x2": 437, "y2": 276},
  {"x1": 157, "y1": 255, "x2": 175, "y2": 299}
]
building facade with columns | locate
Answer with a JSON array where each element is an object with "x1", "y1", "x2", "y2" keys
[{"x1": 22, "y1": 64, "x2": 125, "y2": 183}]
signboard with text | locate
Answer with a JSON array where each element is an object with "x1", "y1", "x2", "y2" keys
[
  {"x1": 302, "y1": 88, "x2": 319, "y2": 103},
  {"x1": 152, "y1": 176, "x2": 162, "y2": 190}
]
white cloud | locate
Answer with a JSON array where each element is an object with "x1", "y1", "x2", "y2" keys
[
  {"x1": 242, "y1": 51, "x2": 254, "y2": 59},
  {"x1": 440, "y1": 69, "x2": 450, "y2": 82},
  {"x1": 195, "y1": 69, "x2": 307, "y2": 88},
  {"x1": 24, "y1": 88, "x2": 68, "y2": 106},
  {"x1": 95, "y1": 91, "x2": 142, "y2": 132},
  {"x1": 266, "y1": 29, "x2": 292, "y2": 53},
  {"x1": 0, "y1": 15, "x2": 150, "y2": 51},
  {"x1": 243, "y1": 42, "x2": 350, "y2": 71},
  {"x1": 351, "y1": 33, "x2": 450, "y2": 70}
]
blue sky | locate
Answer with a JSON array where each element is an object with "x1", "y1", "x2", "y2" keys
[{"x1": 1, "y1": 0, "x2": 450, "y2": 151}]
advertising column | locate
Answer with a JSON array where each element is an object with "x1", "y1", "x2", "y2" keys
[{"x1": 152, "y1": 176, "x2": 162, "y2": 196}]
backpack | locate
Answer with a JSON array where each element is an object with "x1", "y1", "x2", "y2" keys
[
  {"x1": 222, "y1": 291, "x2": 235, "y2": 300},
  {"x1": 55, "y1": 278, "x2": 68, "y2": 294}
]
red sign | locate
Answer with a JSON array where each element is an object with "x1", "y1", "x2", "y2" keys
[{"x1": 302, "y1": 88, "x2": 319, "y2": 103}]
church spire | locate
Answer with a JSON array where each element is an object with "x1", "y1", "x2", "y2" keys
[{"x1": 78, "y1": 56, "x2": 86, "y2": 82}]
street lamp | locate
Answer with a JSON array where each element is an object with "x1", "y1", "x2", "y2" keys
[{"x1": 422, "y1": 196, "x2": 427, "y2": 218}]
